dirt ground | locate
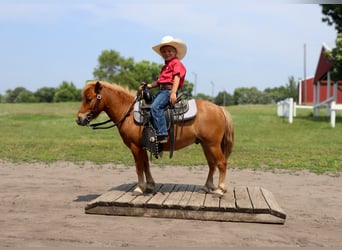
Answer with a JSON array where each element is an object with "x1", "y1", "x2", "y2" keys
[{"x1": 0, "y1": 160, "x2": 341, "y2": 247}]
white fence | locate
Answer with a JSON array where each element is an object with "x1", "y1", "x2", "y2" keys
[
  {"x1": 277, "y1": 98, "x2": 341, "y2": 127},
  {"x1": 330, "y1": 101, "x2": 342, "y2": 128},
  {"x1": 277, "y1": 98, "x2": 293, "y2": 124}
]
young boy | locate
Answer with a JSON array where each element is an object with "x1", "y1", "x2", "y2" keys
[{"x1": 145, "y1": 36, "x2": 187, "y2": 143}]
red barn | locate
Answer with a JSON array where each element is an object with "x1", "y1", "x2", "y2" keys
[{"x1": 299, "y1": 43, "x2": 342, "y2": 105}]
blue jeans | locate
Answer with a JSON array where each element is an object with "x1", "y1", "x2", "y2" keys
[{"x1": 151, "y1": 89, "x2": 170, "y2": 136}]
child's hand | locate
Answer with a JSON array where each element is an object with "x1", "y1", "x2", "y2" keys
[{"x1": 170, "y1": 92, "x2": 177, "y2": 105}]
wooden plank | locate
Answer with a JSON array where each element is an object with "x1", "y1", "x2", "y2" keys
[
  {"x1": 186, "y1": 185, "x2": 206, "y2": 210},
  {"x1": 203, "y1": 192, "x2": 221, "y2": 211},
  {"x1": 85, "y1": 183, "x2": 287, "y2": 224},
  {"x1": 86, "y1": 206, "x2": 285, "y2": 224},
  {"x1": 114, "y1": 187, "x2": 138, "y2": 206},
  {"x1": 247, "y1": 186, "x2": 270, "y2": 213},
  {"x1": 178, "y1": 185, "x2": 196, "y2": 207},
  {"x1": 234, "y1": 186, "x2": 253, "y2": 212},
  {"x1": 130, "y1": 183, "x2": 163, "y2": 207},
  {"x1": 163, "y1": 184, "x2": 189, "y2": 208},
  {"x1": 219, "y1": 187, "x2": 236, "y2": 211},
  {"x1": 86, "y1": 182, "x2": 136, "y2": 209},
  {"x1": 261, "y1": 187, "x2": 286, "y2": 219},
  {"x1": 147, "y1": 183, "x2": 176, "y2": 208}
]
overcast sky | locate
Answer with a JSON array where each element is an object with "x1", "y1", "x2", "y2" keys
[{"x1": 0, "y1": 0, "x2": 337, "y2": 96}]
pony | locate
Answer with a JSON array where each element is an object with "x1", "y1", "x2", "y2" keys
[{"x1": 76, "y1": 81, "x2": 234, "y2": 196}]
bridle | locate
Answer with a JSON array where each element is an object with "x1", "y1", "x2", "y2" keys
[
  {"x1": 87, "y1": 86, "x2": 139, "y2": 130},
  {"x1": 86, "y1": 93, "x2": 102, "y2": 124}
]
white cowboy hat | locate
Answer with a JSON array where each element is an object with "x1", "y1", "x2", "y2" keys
[{"x1": 152, "y1": 35, "x2": 187, "y2": 60}]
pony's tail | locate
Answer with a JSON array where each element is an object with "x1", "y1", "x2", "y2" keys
[{"x1": 220, "y1": 106, "x2": 234, "y2": 159}]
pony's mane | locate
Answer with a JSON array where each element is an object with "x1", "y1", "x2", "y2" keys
[{"x1": 84, "y1": 81, "x2": 136, "y2": 96}]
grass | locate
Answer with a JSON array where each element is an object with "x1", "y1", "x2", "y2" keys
[{"x1": 0, "y1": 102, "x2": 342, "y2": 174}]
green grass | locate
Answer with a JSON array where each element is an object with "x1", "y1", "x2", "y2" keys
[{"x1": 0, "y1": 102, "x2": 342, "y2": 174}]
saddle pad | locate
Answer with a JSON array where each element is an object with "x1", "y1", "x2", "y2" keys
[{"x1": 133, "y1": 99, "x2": 197, "y2": 125}]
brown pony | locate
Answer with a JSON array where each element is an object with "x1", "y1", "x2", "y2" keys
[{"x1": 76, "y1": 81, "x2": 234, "y2": 196}]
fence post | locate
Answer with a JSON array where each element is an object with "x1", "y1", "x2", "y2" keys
[
  {"x1": 288, "y1": 98, "x2": 293, "y2": 124},
  {"x1": 331, "y1": 101, "x2": 336, "y2": 128}
]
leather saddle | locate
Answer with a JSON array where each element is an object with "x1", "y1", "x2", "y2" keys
[
  {"x1": 133, "y1": 96, "x2": 197, "y2": 159},
  {"x1": 133, "y1": 98, "x2": 197, "y2": 125}
]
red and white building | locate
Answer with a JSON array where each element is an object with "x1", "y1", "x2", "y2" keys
[{"x1": 298, "y1": 43, "x2": 342, "y2": 105}]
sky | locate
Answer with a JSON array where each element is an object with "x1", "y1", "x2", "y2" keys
[{"x1": 0, "y1": 0, "x2": 338, "y2": 96}]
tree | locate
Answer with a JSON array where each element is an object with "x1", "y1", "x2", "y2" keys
[
  {"x1": 264, "y1": 85, "x2": 288, "y2": 102},
  {"x1": 285, "y1": 76, "x2": 298, "y2": 101},
  {"x1": 196, "y1": 93, "x2": 211, "y2": 101},
  {"x1": 214, "y1": 91, "x2": 234, "y2": 106},
  {"x1": 321, "y1": 5, "x2": 342, "y2": 80},
  {"x1": 321, "y1": 5, "x2": 342, "y2": 33},
  {"x1": 130, "y1": 60, "x2": 162, "y2": 90},
  {"x1": 233, "y1": 87, "x2": 263, "y2": 105},
  {"x1": 325, "y1": 33, "x2": 342, "y2": 80},
  {"x1": 180, "y1": 80, "x2": 194, "y2": 99},
  {"x1": 53, "y1": 81, "x2": 81, "y2": 102},
  {"x1": 93, "y1": 50, "x2": 136, "y2": 87},
  {"x1": 34, "y1": 87, "x2": 56, "y2": 102},
  {"x1": 5, "y1": 87, "x2": 37, "y2": 103}
]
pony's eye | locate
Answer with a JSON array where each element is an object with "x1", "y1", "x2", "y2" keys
[{"x1": 86, "y1": 98, "x2": 92, "y2": 104}]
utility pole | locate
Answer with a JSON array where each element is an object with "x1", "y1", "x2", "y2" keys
[{"x1": 304, "y1": 43, "x2": 307, "y2": 104}]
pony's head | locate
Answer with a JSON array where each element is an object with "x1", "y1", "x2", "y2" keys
[{"x1": 76, "y1": 81, "x2": 105, "y2": 126}]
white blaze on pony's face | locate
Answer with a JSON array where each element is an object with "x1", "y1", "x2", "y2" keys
[{"x1": 76, "y1": 81, "x2": 103, "y2": 126}]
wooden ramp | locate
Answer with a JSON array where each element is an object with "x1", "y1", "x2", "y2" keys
[{"x1": 85, "y1": 183, "x2": 286, "y2": 224}]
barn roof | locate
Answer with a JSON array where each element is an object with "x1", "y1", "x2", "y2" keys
[{"x1": 313, "y1": 43, "x2": 334, "y2": 84}]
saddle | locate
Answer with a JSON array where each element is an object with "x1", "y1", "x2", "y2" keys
[{"x1": 134, "y1": 90, "x2": 197, "y2": 159}]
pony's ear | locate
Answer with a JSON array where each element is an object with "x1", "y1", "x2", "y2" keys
[{"x1": 95, "y1": 81, "x2": 102, "y2": 94}]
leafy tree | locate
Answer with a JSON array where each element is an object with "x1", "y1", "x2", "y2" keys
[
  {"x1": 5, "y1": 87, "x2": 37, "y2": 103},
  {"x1": 214, "y1": 91, "x2": 234, "y2": 106},
  {"x1": 264, "y1": 86, "x2": 288, "y2": 102},
  {"x1": 321, "y1": 5, "x2": 342, "y2": 33},
  {"x1": 34, "y1": 87, "x2": 56, "y2": 102},
  {"x1": 233, "y1": 87, "x2": 261, "y2": 105},
  {"x1": 93, "y1": 50, "x2": 122, "y2": 82},
  {"x1": 321, "y1": 5, "x2": 342, "y2": 80},
  {"x1": 285, "y1": 76, "x2": 298, "y2": 101},
  {"x1": 196, "y1": 93, "x2": 211, "y2": 101},
  {"x1": 93, "y1": 50, "x2": 136, "y2": 87},
  {"x1": 53, "y1": 81, "x2": 81, "y2": 102},
  {"x1": 325, "y1": 33, "x2": 342, "y2": 80},
  {"x1": 180, "y1": 80, "x2": 194, "y2": 99},
  {"x1": 130, "y1": 60, "x2": 162, "y2": 90}
]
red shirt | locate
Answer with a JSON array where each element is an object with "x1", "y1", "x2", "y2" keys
[{"x1": 157, "y1": 57, "x2": 186, "y2": 88}]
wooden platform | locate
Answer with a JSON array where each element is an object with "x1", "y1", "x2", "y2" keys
[{"x1": 85, "y1": 183, "x2": 286, "y2": 224}]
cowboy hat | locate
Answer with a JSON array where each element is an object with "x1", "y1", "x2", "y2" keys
[{"x1": 152, "y1": 35, "x2": 187, "y2": 60}]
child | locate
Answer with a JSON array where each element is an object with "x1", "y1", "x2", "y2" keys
[{"x1": 145, "y1": 36, "x2": 187, "y2": 143}]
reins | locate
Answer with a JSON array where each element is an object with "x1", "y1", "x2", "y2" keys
[{"x1": 89, "y1": 89, "x2": 139, "y2": 130}]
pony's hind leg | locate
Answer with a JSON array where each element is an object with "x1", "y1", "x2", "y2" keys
[
  {"x1": 201, "y1": 144, "x2": 219, "y2": 193},
  {"x1": 201, "y1": 143, "x2": 227, "y2": 196}
]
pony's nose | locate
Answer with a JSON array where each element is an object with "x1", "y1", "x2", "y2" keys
[
  {"x1": 76, "y1": 117, "x2": 82, "y2": 125},
  {"x1": 76, "y1": 116, "x2": 86, "y2": 126}
]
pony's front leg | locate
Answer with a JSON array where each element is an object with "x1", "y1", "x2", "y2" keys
[{"x1": 131, "y1": 145, "x2": 155, "y2": 195}]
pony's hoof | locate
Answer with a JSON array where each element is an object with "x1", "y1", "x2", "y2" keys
[
  {"x1": 132, "y1": 187, "x2": 144, "y2": 196},
  {"x1": 199, "y1": 186, "x2": 210, "y2": 193},
  {"x1": 146, "y1": 183, "x2": 155, "y2": 193},
  {"x1": 212, "y1": 188, "x2": 224, "y2": 198}
]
